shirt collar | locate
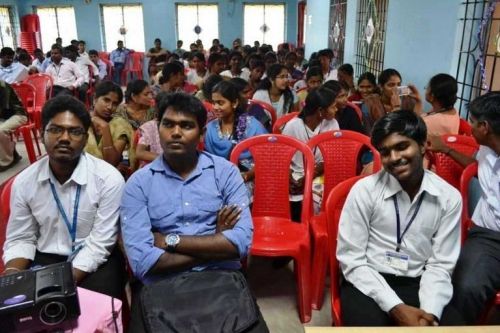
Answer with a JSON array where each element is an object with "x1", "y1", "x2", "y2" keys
[
  {"x1": 149, "y1": 152, "x2": 215, "y2": 181},
  {"x1": 38, "y1": 153, "x2": 88, "y2": 186},
  {"x1": 482, "y1": 145, "x2": 500, "y2": 168},
  {"x1": 382, "y1": 169, "x2": 440, "y2": 200}
]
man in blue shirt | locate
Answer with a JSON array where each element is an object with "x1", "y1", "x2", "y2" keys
[
  {"x1": 120, "y1": 93, "x2": 268, "y2": 332},
  {"x1": 109, "y1": 40, "x2": 129, "y2": 85}
]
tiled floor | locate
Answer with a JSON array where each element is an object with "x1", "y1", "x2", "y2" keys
[{"x1": 2, "y1": 139, "x2": 499, "y2": 332}]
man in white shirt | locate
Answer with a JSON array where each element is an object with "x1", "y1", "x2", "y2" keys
[
  {"x1": 65, "y1": 45, "x2": 98, "y2": 102},
  {"x1": 2, "y1": 95, "x2": 126, "y2": 298},
  {"x1": 77, "y1": 40, "x2": 89, "y2": 59},
  {"x1": 337, "y1": 110, "x2": 462, "y2": 326},
  {"x1": 29, "y1": 48, "x2": 45, "y2": 74},
  {"x1": 428, "y1": 92, "x2": 500, "y2": 325},
  {"x1": 0, "y1": 47, "x2": 28, "y2": 83},
  {"x1": 45, "y1": 44, "x2": 84, "y2": 97}
]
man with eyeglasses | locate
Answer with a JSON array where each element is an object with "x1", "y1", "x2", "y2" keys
[{"x1": 2, "y1": 95, "x2": 127, "y2": 299}]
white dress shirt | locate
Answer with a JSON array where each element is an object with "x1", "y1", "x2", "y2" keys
[
  {"x1": 337, "y1": 170, "x2": 462, "y2": 319},
  {"x1": 75, "y1": 56, "x2": 99, "y2": 84},
  {"x1": 45, "y1": 58, "x2": 84, "y2": 88},
  {"x1": 472, "y1": 145, "x2": 500, "y2": 231},
  {"x1": 220, "y1": 68, "x2": 251, "y2": 81},
  {"x1": 0, "y1": 62, "x2": 28, "y2": 83},
  {"x1": 3, "y1": 153, "x2": 125, "y2": 273},
  {"x1": 186, "y1": 68, "x2": 209, "y2": 86},
  {"x1": 252, "y1": 89, "x2": 299, "y2": 118}
]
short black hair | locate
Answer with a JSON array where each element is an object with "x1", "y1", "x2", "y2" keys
[
  {"x1": 157, "y1": 93, "x2": 207, "y2": 130},
  {"x1": 371, "y1": 110, "x2": 427, "y2": 149},
  {"x1": 161, "y1": 61, "x2": 184, "y2": 81},
  {"x1": 88, "y1": 49, "x2": 98, "y2": 56},
  {"x1": 469, "y1": 91, "x2": 500, "y2": 135},
  {"x1": 318, "y1": 49, "x2": 333, "y2": 59},
  {"x1": 306, "y1": 66, "x2": 322, "y2": 80},
  {"x1": 41, "y1": 95, "x2": 91, "y2": 131},
  {"x1": 51, "y1": 44, "x2": 63, "y2": 53},
  {"x1": 338, "y1": 63, "x2": 354, "y2": 76},
  {"x1": 0, "y1": 47, "x2": 15, "y2": 57},
  {"x1": 78, "y1": 40, "x2": 86, "y2": 45},
  {"x1": 428, "y1": 73, "x2": 457, "y2": 110},
  {"x1": 322, "y1": 80, "x2": 349, "y2": 93},
  {"x1": 94, "y1": 81, "x2": 123, "y2": 103},
  {"x1": 358, "y1": 71, "x2": 376, "y2": 86},
  {"x1": 154, "y1": 38, "x2": 161, "y2": 44},
  {"x1": 189, "y1": 52, "x2": 205, "y2": 62}
]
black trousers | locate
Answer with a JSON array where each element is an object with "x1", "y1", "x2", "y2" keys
[
  {"x1": 51, "y1": 85, "x2": 74, "y2": 97},
  {"x1": 127, "y1": 277, "x2": 269, "y2": 333},
  {"x1": 441, "y1": 225, "x2": 500, "y2": 325},
  {"x1": 340, "y1": 273, "x2": 421, "y2": 326},
  {"x1": 33, "y1": 247, "x2": 127, "y2": 299}
]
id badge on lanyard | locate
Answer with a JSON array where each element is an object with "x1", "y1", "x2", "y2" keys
[{"x1": 49, "y1": 180, "x2": 81, "y2": 251}]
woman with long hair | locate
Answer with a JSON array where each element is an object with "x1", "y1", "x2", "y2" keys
[
  {"x1": 252, "y1": 63, "x2": 299, "y2": 117},
  {"x1": 204, "y1": 80, "x2": 267, "y2": 183}
]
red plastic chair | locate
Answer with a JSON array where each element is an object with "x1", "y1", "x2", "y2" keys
[
  {"x1": 346, "y1": 101, "x2": 363, "y2": 122},
  {"x1": 230, "y1": 134, "x2": 315, "y2": 323},
  {"x1": 459, "y1": 162, "x2": 500, "y2": 321},
  {"x1": 0, "y1": 177, "x2": 16, "y2": 272},
  {"x1": 307, "y1": 130, "x2": 381, "y2": 309},
  {"x1": 121, "y1": 52, "x2": 144, "y2": 85},
  {"x1": 98, "y1": 51, "x2": 110, "y2": 61},
  {"x1": 325, "y1": 176, "x2": 364, "y2": 326},
  {"x1": 458, "y1": 118, "x2": 472, "y2": 136},
  {"x1": 248, "y1": 99, "x2": 277, "y2": 128},
  {"x1": 24, "y1": 73, "x2": 53, "y2": 131},
  {"x1": 429, "y1": 134, "x2": 478, "y2": 189},
  {"x1": 11, "y1": 82, "x2": 36, "y2": 119},
  {"x1": 272, "y1": 112, "x2": 299, "y2": 134},
  {"x1": 202, "y1": 100, "x2": 217, "y2": 123},
  {"x1": 16, "y1": 123, "x2": 42, "y2": 164}
]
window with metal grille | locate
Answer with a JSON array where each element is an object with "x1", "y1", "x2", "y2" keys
[
  {"x1": 176, "y1": 4, "x2": 219, "y2": 51},
  {"x1": 328, "y1": 0, "x2": 347, "y2": 68},
  {"x1": 0, "y1": 6, "x2": 16, "y2": 49},
  {"x1": 101, "y1": 4, "x2": 145, "y2": 52},
  {"x1": 354, "y1": 0, "x2": 388, "y2": 77},
  {"x1": 244, "y1": 4, "x2": 285, "y2": 51},
  {"x1": 455, "y1": 0, "x2": 499, "y2": 117},
  {"x1": 36, "y1": 6, "x2": 77, "y2": 51}
]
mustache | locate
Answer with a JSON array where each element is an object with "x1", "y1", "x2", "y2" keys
[{"x1": 391, "y1": 159, "x2": 408, "y2": 168}]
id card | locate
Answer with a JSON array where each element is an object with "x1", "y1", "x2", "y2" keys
[{"x1": 385, "y1": 251, "x2": 409, "y2": 271}]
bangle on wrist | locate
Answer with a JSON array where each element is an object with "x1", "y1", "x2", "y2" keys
[
  {"x1": 103, "y1": 146, "x2": 114, "y2": 150},
  {"x1": 3, "y1": 267, "x2": 21, "y2": 273}
]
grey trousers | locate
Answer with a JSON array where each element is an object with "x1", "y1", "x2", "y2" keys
[{"x1": 0, "y1": 115, "x2": 28, "y2": 166}]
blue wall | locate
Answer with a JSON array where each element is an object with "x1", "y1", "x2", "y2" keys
[
  {"x1": 17, "y1": 0, "x2": 298, "y2": 52},
  {"x1": 303, "y1": 0, "x2": 329, "y2": 59}
]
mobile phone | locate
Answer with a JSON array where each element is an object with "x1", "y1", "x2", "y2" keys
[{"x1": 397, "y1": 86, "x2": 410, "y2": 96}]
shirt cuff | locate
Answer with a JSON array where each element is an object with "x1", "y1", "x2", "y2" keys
[
  {"x1": 420, "y1": 299, "x2": 445, "y2": 319},
  {"x1": 72, "y1": 247, "x2": 105, "y2": 273},
  {"x1": 3, "y1": 244, "x2": 36, "y2": 264},
  {"x1": 137, "y1": 246, "x2": 165, "y2": 280},
  {"x1": 375, "y1": 291, "x2": 404, "y2": 313},
  {"x1": 222, "y1": 229, "x2": 250, "y2": 259}
]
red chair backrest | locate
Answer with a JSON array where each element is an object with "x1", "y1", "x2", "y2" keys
[
  {"x1": 248, "y1": 99, "x2": 277, "y2": 127},
  {"x1": 459, "y1": 162, "x2": 478, "y2": 244},
  {"x1": 11, "y1": 82, "x2": 36, "y2": 113},
  {"x1": 126, "y1": 52, "x2": 143, "y2": 71},
  {"x1": 458, "y1": 118, "x2": 472, "y2": 136},
  {"x1": 346, "y1": 101, "x2": 363, "y2": 122},
  {"x1": 272, "y1": 112, "x2": 299, "y2": 134},
  {"x1": 307, "y1": 130, "x2": 381, "y2": 211},
  {"x1": 24, "y1": 73, "x2": 53, "y2": 107},
  {"x1": 0, "y1": 177, "x2": 15, "y2": 272},
  {"x1": 98, "y1": 51, "x2": 110, "y2": 61},
  {"x1": 230, "y1": 134, "x2": 315, "y2": 224},
  {"x1": 325, "y1": 175, "x2": 364, "y2": 327},
  {"x1": 431, "y1": 134, "x2": 478, "y2": 189}
]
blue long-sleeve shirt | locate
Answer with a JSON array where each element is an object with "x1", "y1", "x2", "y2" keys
[{"x1": 120, "y1": 152, "x2": 253, "y2": 284}]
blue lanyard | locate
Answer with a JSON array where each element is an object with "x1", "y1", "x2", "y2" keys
[
  {"x1": 393, "y1": 192, "x2": 425, "y2": 252},
  {"x1": 49, "y1": 180, "x2": 81, "y2": 251}
]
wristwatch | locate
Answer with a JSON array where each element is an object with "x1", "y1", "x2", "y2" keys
[{"x1": 165, "y1": 234, "x2": 180, "y2": 252}]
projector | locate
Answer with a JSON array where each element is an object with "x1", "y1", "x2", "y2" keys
[{"x1": 0, "y1": 262, "x2": 80, "y2": 333}]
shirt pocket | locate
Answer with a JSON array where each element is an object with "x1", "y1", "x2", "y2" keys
[
  {"x1": 197, "y1": 203, "x2": 220, "y2": 227},
  {"x1": 148, "y1": 203, "x2": 175, "y2": 223},
  {"x1": 76, "y1": 208, "x2": 97, "y2": 238}
]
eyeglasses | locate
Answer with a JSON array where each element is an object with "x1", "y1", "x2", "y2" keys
[{"x1": 45, "y1": 126, "x2": 87, "y2": 140}]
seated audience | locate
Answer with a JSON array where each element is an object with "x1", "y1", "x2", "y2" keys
[
  {"x1": 120, "y1": 92, "x2": 268, "y2": 332},
  {"x1": 146, "y1": 38, "x2": 168, "y2": 69},
  {"x1": 65, "y1": 45, "x2": 98, "y2": 102},
  {"x1": 2, "y1": 95, "x2": 126, "y2": 299},
  {"x1": 186, "y1": 52, "x2": 208, "y2": 86},
  {"x1": 157, "y1": 61, "x2": 186, "y2": 94},
  {"x1": 348, "y1": 71, "x2": 377, "y2": 103},
  {"x1": 428, "y1": 92, "x2": 500, "y2": 325},
  {"x1": 420, "y1": 73, "x2": 459, "y2": 135},
  {"x1": 247, "y1": 59, "x2": 265, "y2": 93},
  {"x1": 317, "y1": 49, "x2": 337, "y2": 82},
  {"x1": 110, "y1": 40, "x2": 130, "y2": 85},
  {"x1": 220, "y1": 51, "x2": 250, "y2": 81},
  {"x1": 253, "y1": 64, "x2": 299, "y2": 117},
  {"x1": 205, "y1": 80, "x2": 267, "y2": 184},
  {"x1": 84, "y1": 81, "x2": 134, "y2": 168},
  {"x1": 296, "y1": 66, "x2": 323, "y2": 105},
  {"x1": 0, "y1": 47, "x2": 28, "y2": 83},
  {"x1": 30, "y1": 48, "x2": 46, "y2": 74},
  {"x1": 88, "y1": 49, "x2": 108, "y2": 81},
  {"x1": 362, "y1": 68, "x2": 422, "y2": 133},
  {"x1": 194, "y1": 73, "x2": 223, "y2": 103},
  {"x1": 77, "y1": 40, "x2": 88, "y2": 58},
  {"x1": 207, "y1": 52, "x2": 227, "y2": 76},
  {"x1": 337, "y1": 63, "x2": 355, "y2": 96},
  {"x1": 0, "y1": 80, "x2": 28, "y2": 171},
  {"x1": 173, "y1": 39, "x2": 186, "y2": 57},
  {"x1": 45, "y1": 44, "x2": 84, "y2": 97},
  {"x1": 337, "y1": 110, "x2": 461, "y2": 326},
  {"x1": 114, "y1": 79, "x2": 155, "y2": 130},
  {"x1": 323, "y1": 80, "x2": 366, "y2": 134},
  {"x1": 282, "y1": 86, "x2": 340, "y2": 219},
  {"x1": 284, "y1": 52, "x2": 304, "y2": 81}
]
